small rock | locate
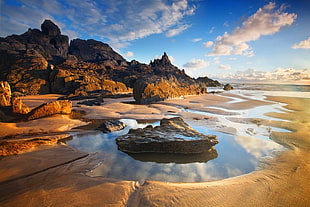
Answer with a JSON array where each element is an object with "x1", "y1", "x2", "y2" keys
[
  {"x1": 97, "y1": 120, "x2": 126, "y2": 133},
  {"x1": 223, "y1": 84, "x2": 234, "y2": 91},
  {"x1": 77, "y1": 98, "x2": 104, "y2": 106}
]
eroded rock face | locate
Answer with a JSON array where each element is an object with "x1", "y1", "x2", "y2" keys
[
  {"x1": 0, "y1": 81, "x2": 11, "y2": 107},
  {"x1": 116, "y1": 117, "x2": 218, "y2": 154},
  {"x1": 1, "y1": 20, "x2": 221, "y2": 99},
  {"x1": 133, "y1": 77, "x2": 207, "y2": 104},
  {"x1": 27, "y1": 100, "x2": 72, "y2": 120},
  {"x1": 97, "y1": 120, "x2": 126, "y2": 133},
  {"x1": 11, "y1": 97, "x2": 30, "y2": 114}
]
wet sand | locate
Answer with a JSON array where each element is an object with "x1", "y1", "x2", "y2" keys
[{"x1": 0, "y1": 93, "x2": 309, "y2": 206}]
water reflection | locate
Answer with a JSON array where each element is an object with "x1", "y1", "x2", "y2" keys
[
  {"x1": 66, "y1": 118, "x2": 283, "y2": 183},
  {"x1": 127, "y1": 148, "x2": 218, "y2": 164}
]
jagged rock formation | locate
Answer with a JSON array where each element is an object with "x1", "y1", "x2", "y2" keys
[
  {"x1": 132, "y1": 53, "x2": 221, "y2": 104},
  {"x1": 116, "y1": 117, "x2": 218, "y2": 154},
  {"x1": 0, "y1": 19, "x2": 68, "y2": 64},
  {"x1": 0, "y1": 19, "x2": 222, "y2": 103}
]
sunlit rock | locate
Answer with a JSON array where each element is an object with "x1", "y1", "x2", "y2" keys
[
  {"x1": 27, "y1": 100, "x2": 72, "y2": 120},
  {"x1": 11, "y1": 97, "x2": 30, "y2": 114},
  {"x1": 0, "y1": 81, "x2": 11, "y2": 107}
]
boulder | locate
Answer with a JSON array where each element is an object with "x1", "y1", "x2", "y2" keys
[
  {"x1": 133, "y1": 77, "x2": 207, "y2": 104},
  {"x1": 0, "y1": 81, "x2": 11, "y2": 107},
  {"x1": 27, "y1": 100, "x2": 72, "y2": 120},
  {"x1": 223, "y1": 83, "x2": 234, "y2": 91},
  {"x1": 11, "y1": 97, "x2": 30, "y2": 114},
  {"x1": 116, "y1": 117, "x2": 218, "y2": 154},
  {"x1": 97, "y1": 120, "x2": 126, "y2": 133}
]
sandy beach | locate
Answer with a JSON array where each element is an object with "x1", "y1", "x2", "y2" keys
[{"x1": 0, "y1": 92, "x2": 309, "y2": 206}]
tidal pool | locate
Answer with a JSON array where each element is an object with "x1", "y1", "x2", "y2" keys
[{"x1": 67, "y1": 118, "x2": 284, "y2": 183}]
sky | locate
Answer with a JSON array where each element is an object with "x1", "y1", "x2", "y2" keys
[{"x1": 0, "y1": 0, "x2": 310, "y2": 84}]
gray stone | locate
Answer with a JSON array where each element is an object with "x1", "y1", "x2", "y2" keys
[
  {"x1": 116, "y1": 117, "x2": 218, "y2": 154},
  {"x1": 97, "y1": 120, "x2": 126, "y2": 133}
]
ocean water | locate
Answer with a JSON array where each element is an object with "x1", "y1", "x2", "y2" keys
[{"x1": 66, "y1": 83, "x2": 309, "y2": 183}]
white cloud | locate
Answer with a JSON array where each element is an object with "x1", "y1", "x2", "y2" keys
[
  {"x1": 218, "y1": 64, "x2": 231, "y2": 70},
  {"x1": 213, "y1": 68, "x2": 310, "y2": 84},
  {"x1": 292, "y1": 37, "x2": 310, "y2": 49},
  {"x1": 213, "y1": 57, "x2": 220, "y2": 64},
  {"x1": 166, "y1": 24, "x2": 191, "y2": 37},
  {"x1": 203, "y1": 41, "x2": 213, "y2": 48},
  {"x1": 0, "y1": 0, "x2": 195, "y2": 48},
  {"x1": 191, "y1": 38, "x2": 202, "y2": 42},
  {"x1": 124, "y1": 51, "x2": 134, "y2": 58},
  {"x1": 209, "y1": 26, "x2": 215, "y2": 34},
  {"x1": 169, "y1": 55, "x2": 175, "y2": 63},
  {"x1": 207, "y1": 2, "x2": 297, "y2": 57},
  {"x1": 183, "y1": 59, "x2": 210, "y2": 69}
]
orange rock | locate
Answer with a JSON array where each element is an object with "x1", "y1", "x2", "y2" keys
[
  {"x1": 27, "y1": 100, "x2": 72, "y2": 120},
  {"x1": 0, "y1": 81, "x2": 11, "y2": 107}
]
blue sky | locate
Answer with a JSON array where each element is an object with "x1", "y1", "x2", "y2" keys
[{"x1": 1, "y1": 0, "x2": 309, "y2": 84}]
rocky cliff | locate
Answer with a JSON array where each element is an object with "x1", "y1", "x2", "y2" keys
[{"x1": 0, "y1": 19, "x2": 221, "y2": 103}]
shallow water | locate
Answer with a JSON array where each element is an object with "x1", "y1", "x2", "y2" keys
[
  {"x1": 66, "y1": 84, "x2": 308, "y2": 183},
  {"x1": 67, "y1": 118, "x2": 284, "y2": 183}
]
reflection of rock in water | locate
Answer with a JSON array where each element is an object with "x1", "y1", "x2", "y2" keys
[
  {"x1": 127, "y1": 147, "x2": 218, "y2": 164},
  {"x1": 116, "y1": 117, "x2": 218, "y2": 154}
]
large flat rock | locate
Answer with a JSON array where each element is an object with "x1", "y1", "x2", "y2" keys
[{"x1": 116, "y1": 117, "x2": 218, "y2": 154}]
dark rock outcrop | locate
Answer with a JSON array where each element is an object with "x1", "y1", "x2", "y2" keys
[
  {"x1": 0, "y1": 19, "x2": 68, "y2": 95},
  {"x1": 0, "y1": 19, "x2": 68, "y2": 64},
  {"x1": 27, "y1": 100, "x2": 72, "y2": 120},
  {"x1": 0, "y1": 20, "x2": 221, "y2": 102},
  {"x1": 97, "y1": 120, "x2": 126, "y2": 133},
  {"x1": 41, "y1": 19, "x2": 61, "y2": 36},
  {"x1": 116, "y1": 117, "x2": 218, "y2": 154},
  {"x1": 223, "y1": 84, "x2": 234, "y2": 91},
  {"x1": 77, "y1": 98, "x2": 104, "y2": 106},
  {"x1": 68, "y1": 39, "x2": 127, "y2": 65},
  {"x1": 195, "y1": 77, "x2": 221, "y2": 87}
]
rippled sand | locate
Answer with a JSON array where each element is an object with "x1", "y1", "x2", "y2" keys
[{"x1": 0, "y1": 93, "x2": 309, "y2": 206}]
